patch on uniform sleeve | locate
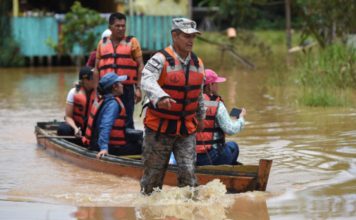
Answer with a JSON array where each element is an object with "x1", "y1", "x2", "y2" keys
[
  {"x1": 151, "y1": 58, "x2": 160, "y2": 65},
  {"x1": 145, "y1": 62, "x2": 159, "y2": 72},
  {"x1": 145, "y1": 91, "x2": 153, "y2": 97}
]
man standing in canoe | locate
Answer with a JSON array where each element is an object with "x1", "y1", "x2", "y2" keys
[
  {"x1": 140, "y1": 18, "x2": 206, "y2": 195},
  {"x1": 94, "y1": 12, "x2": 144, "y2": 129}
]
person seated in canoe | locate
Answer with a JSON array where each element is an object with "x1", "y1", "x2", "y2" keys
[
  {"x1": 196, "y1": 69, "x2": 246, "y2": 166},
  {"x1": 57, "y1": 67, "x2": 96, "y2": 141},
  {"x1": 82, "y1": 72, "x2": 142, "y2": 158}
]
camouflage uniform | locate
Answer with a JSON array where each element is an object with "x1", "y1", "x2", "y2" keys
[{"x1": 140, "y1": 128, "x2": 198, "y2": 194}]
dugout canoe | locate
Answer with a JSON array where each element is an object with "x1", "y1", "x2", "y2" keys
[{"x1": 35, "y1": 121, "x2": 272, "y2": 193}]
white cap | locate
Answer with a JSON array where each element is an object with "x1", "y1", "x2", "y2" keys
[{"x1": 101, "y1": 29, "x2": 112, "y2": 39}]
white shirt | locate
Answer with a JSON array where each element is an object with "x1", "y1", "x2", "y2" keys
[{"x1": 66, "y1": 88, "x2": 76, "y2": 105}]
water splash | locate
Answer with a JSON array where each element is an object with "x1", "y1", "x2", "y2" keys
[
  {"x1": 133, "y1": 179, "x2": 234, "y2": 220},
  {"x1": 135, "y1": 179, "x2": 230, "y2": 206}
]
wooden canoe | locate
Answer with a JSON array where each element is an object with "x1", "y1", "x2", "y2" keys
[{"x1": 35, "y1": 121, "x2": 272, "y2": 193}]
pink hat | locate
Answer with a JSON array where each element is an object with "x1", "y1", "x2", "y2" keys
[{"x1": 205, "y1": 69, "x2": 226, "y2": 85}]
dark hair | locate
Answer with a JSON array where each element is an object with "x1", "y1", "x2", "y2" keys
[
  {"x1": 97, "y1": 85, "x2": 111, "y2": 96},
  {"x1": 109, "y1": 13, "x2": 126, "y2": 25},
  {"x1": 204, "y1": 84, "x2": 214, "y2": 94},
  {"x1": 97, "y1": 82, "x2": 119, "y2": 96}
]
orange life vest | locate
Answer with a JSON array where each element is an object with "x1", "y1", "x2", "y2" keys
[
  {"x1": 97, "y1": 36, "x2": 138, "y2": 85},
  {"x1": 72, "y1": 86, "x2": 96, "y2": 131},
  {"x1": 82, "y1": 96, "x2": 127, "y2": 147},
  {"x1": 144, "y1": 47, "x2": 204, "y2": 136},
  {"x1": 196, "y1": 94, "x2": 225, "y2": 153}
]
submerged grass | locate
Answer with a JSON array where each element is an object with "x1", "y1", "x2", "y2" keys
[
  {"x1": 296, "y1": 45, "x2": 356, "y2": 89},
  {"x1": 299, "y1": 87, "x2": 351, "y2": 107},
  {"x1": 293, "y1": 44, "x2": 356, "y2": 107}
]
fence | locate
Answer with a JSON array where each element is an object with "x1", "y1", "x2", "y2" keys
[{"x1": 11, "y1": 15, "x2": 175, "y2": 58}]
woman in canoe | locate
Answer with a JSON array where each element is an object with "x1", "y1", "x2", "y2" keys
[
  {"x1": 195, "y1": 69, "x2": 246, "y2": 166},
  {"x1": 82, "y1": 73, "x2": 142, "y2": 158}
]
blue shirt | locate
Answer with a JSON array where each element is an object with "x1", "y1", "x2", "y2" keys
[{"x1": 94, "y1": 94, "x2": 121, "y2": 151}]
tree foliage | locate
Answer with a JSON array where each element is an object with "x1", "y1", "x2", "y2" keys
[
  {"x1": 296, "y1": 0, "x2": 356, "y2": 48},
  {"x1": 59, "y1": 1, "x2": 105, "y2": 55},
  {"x1": 199, "y1": 0, "x2": 286, "y2": 29},
  {"x1": 200, "y1": 0, "x2": 356, "y2": 48},
  {"x1": 0, "y1": 0, "x2": 24, "y2": 66}
]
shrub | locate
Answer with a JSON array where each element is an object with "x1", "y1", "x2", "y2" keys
[{"x1": 51, "y1": 1, "x2": 106, "y2": 56}]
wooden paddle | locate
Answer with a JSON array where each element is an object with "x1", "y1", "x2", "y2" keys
[{"x1": 36, "y1": 135, "x2": 79, "y2": 139}]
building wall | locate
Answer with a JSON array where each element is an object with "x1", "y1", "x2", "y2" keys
[{"x1": 11, "y1": 16, "x2": 175, "y2": 56}]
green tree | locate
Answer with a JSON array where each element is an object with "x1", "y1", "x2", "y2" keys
[
  {"x1": 0, "y1": 0, "x2": 24, "y2": 67},
  {"x1": 296, "y1": 0, "x2": 356, "y2": 48},
  {"x1": 200, "y1": 0, "x2": 265, "y2": 28},
  {"x1": 199, "y1": 0, "x2": 290, "y2": 29},
  {"x1": 52, "y1": 1, "x2": 105, "y2": 63}
]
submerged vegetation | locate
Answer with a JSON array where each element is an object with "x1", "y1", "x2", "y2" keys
[
  {"x1": 263, "y1": 32, "x2": 356, "y2": 107},
  {"x1": 293, "y1": 44, "x2": 356, "y2": 107},
  {"x1": 196, "y1": 30, "x2": 356, "y2": 108},
  {"x1": 199, "y1": 0, "x2": 356, "y2": 107},
  {"x1": 296, "y1": 45, "x2": 356, "y2": 90}
]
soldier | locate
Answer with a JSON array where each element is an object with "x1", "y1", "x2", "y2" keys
[{"x1": 140, "y1": 18, "x2": 206, "y2": 194}]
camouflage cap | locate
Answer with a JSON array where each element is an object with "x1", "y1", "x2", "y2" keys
[{"x1": 171, "y1": 18, "x2": 201, "y2": 35}]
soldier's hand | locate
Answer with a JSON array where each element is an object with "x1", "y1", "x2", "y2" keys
[
  {"x1": 134, "y1": 87, "x2": 142, "y2": 104},
  {"x1": 197, "y1": 120, "x2": 205, "y2": 132},
  {"x1": 157, "y1": 97, "x2": 176, "y2": 110}
]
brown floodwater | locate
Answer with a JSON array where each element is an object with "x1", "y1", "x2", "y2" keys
[{"x1": 0, "y1": 66, "x2": 355, "y2": 220}]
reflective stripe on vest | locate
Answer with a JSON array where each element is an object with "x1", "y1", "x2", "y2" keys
[
  {"x1": 144, "y1": 47, "x2": 204, "y2": 135},
  {"x1": 98, "y1": 36, "x2": 138, "y2": 85},
  {"x1": 83, "y1": 97, "x2": 127, "y2": 147},
  {"x1": 72, "y1": 87, "x2": 95, "y2": 131},
  {"x1": 196, "y1": 94, "x2": 225, "y2": 153}
]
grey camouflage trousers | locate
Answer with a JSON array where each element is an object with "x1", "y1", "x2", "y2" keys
[{"x1": 140, "y1": 128, "x2": 198, "y2": 194}]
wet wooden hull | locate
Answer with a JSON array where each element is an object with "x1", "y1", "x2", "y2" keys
[{"x1": 35, "y1": 121, "x2": 272, "y2": 193}]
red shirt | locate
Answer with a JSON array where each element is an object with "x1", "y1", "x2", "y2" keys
[{"x1": 86, "y1": 50, "x2": 97, "y2": 68}]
